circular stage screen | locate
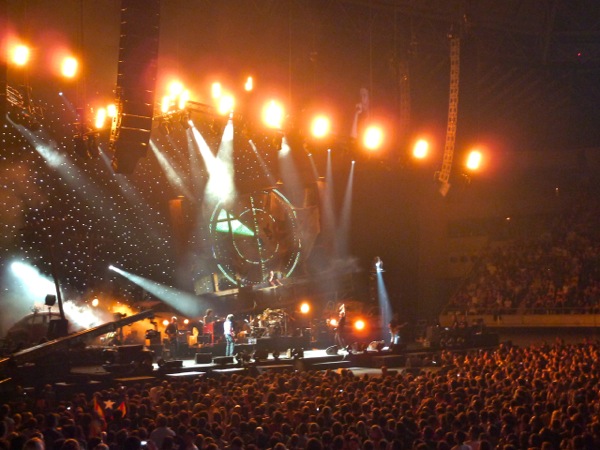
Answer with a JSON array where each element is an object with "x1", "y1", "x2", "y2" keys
[{"x1": 209, "y1": 188, "x2": 302, "y2": 286}]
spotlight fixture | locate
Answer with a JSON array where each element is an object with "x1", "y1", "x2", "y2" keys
[{"x1": 373, "y1": 256, "x2": 384, "y2": 273}]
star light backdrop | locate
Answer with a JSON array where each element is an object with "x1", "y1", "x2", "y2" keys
[
  {"x1": 4, "y1": 0, "x2": 600, "y2": 337},
  {"x1": 0, "y1": 89, "x2": 316, "y2": 316}
]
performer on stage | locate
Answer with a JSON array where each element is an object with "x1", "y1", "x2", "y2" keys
[
  {"x1": 389, "y1": 313, "x2": 407, "y2": 351},
  {"x1": 203, "y1": 309, "x2": 215, "y2": 325},
  {"x1": 165, "y1": 316, "x2": 179, "y2": 358},
  {"x1": 223, "y1": 314, "x2": 235, "y2": 356},
  {"x1": 201, "y1": 308, "x2": 216, "y2": 343},
  {"x1": 268, "y1": 270, "x2": 283, "y2": 287},
  {"x1": 334, "y1": 306, "x2": 347, "y2": 350}
]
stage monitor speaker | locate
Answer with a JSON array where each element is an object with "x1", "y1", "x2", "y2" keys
[
  {"x1": 116, "y1": 344, "x2": 144, "y2": 363},
  {"x1": 195, "y1": 353, "x2": 212, "y2": 364},
  {"x1": 111, "y1": 0, "x2": 160, "y2": 174},
  {"x1": 213, "y1": 356, "x2": 234, "y2": 365},
  {"x1": 157, "y1": 359, "x2": 183, "y2": 370},
  {"x1": 325, "y1": 345, "x2": 339, "y2": 355}
]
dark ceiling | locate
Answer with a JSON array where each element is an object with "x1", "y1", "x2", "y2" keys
[
  {"x1": 6, "y1": 0, "x2": 600, "y2": 154},
  {"x1": 225, "y1": 0, "x2": 600, "y2": 152}
]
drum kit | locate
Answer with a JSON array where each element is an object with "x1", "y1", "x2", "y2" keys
[{"x1": 249, "y1": 308, "x2": 287, "y2": 338}]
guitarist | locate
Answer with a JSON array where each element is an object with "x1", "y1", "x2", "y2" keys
[
  {"x1": 165, "y1": 316, "x2": 179, "y2": 358},
  {"x1": 224, "y1": 314, "x2": 236, "y2": 357},
  {"x1": 389, "y1": 313, "x2": 407, "y2": 351}
]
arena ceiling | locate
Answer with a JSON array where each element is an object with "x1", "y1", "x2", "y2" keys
[
  {"x1": 233, "y1": 0, "x2": 600, "y2": 151},
  {"x1": 6, "y1": 0, "x2": 600, "y2": 153}
]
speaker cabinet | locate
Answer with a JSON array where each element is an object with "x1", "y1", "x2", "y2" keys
[
  {"x1": 111, "y1": 0, "x2": 160, "y2": 174},
  {"x1": 195, "y1": 353, "x2": 212, "y2": 364},
  {"x1": 213, "y1": 356, "x2": 234, "y2": 365},
  {"x1": 158, "y1": 359, "x2": 183, "y2": 370}
]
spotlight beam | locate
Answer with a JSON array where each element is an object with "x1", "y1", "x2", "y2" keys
[
  {"x1": 97, "y1": 144, "x2": 168, "y2": 241},
  {"x1": 249, "y1": 140, "x2": 277, "y2": 186},
  {"x1": 11, "y1": 120, "x2": 162, "y2": 241},
  {"x1": 190, "y1": 121, "x2": 234, "y2": 202},
  {"x1": 376, "y1": 271, "x2": 392, "y2": 343},
  {"x1": 109, "y1": 265, "x2": 206, "y2": 317},
  {"x1": 184, "y1": 129, "x2": 206, "y2": 197},
  {"x1": 337, "y1": 162, "x2": 355, "y2": 257},
  {"x1": 150, "y1": 139, "x2": 194, "y2": 199},
  {"x1": 278, "y1": 136, "x2": 303, "y2": 202}
]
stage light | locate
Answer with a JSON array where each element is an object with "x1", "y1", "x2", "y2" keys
[
  {"x1": 217, "y1": 94, "x2": 235, "y2": 115},
  {"x1": 330, "y1": 318, "x2": 338, "y2": 328},
  {"x1": 61, "y1": 56, "x2": 78, "y2": 78},
  {"x1": 211, "y1": 82, "x2": 222, "y2": 99},
  {"x1": 44, "y1": 294, "x2": 56, "y2": 307},
  {"x1": 263, "y1": 100, "x2": 284, "y2": 129},
  {"x1": 91, "y1": 298, "x2": 99, "y2": 307},
  {"x1": 95, "y1": 108, "x2": 107, "y2": 129},
  {"x1": 413, "y1": 139, "x2": 429, "y2": 159},
  {"x1": 11, "y1": 44, "x2": 30, "y2": 66},
  {"x1": 107, "y1": 104, "x2": 117, "y2": 118},
  {"x1": 300, "y1": 302, "x2": 310, "y2": 314},
  {"x1": 373, "y1": 256, "x2": 384, "y2": 273},
  {"x1": 178, "y1": 90, "x2": 190, "y2": 110},
  {"x1": 354, "y1": 319, "x2": 366, "y2": 331},
  {"x1": 311, "y1": 115, "x2": 331, "y2": 139},
  {"x1": 279, "y1": 135, "x2": 291, "y2": 155},
  {"x1": 466, "y1": 150, "x2": 482, "y2": 170},
  {"x1": 245, "y1": 76, "x2": 253, "y2": 92},
  {"x1": 363, "y1": 125, "x2": 384, "y2": 151},
  {"x1": 10, "y1": 262, "x2": 57, "y2": 301},
  {"x1": 183, "y1": 318, "x2": 189, "y2": 325},
  {"x1": 162, "y1": 319, "x2": 169, "y2": 327},
  {"x1": 168, "y1": 80, "x2": 184, "y2": 98},
  {"x1": 161, "y1": 95, "x2": 171, "y2": 113}
]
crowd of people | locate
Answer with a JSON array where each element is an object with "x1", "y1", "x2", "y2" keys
[
  {"x1": 446, "y1": 192, "x2": 600, "y2": 316},
  {"x1": 2, "y1": 339, "x2": 600, "y2": 450}
]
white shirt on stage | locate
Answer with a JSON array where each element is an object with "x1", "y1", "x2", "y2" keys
[{"x1": 223, "y1": 319, "x2": 233, "y2": 336}]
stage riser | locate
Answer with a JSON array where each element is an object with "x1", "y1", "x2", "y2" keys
[{"x1": 193, "y1": 336, "x2": 310, "y2": 357}]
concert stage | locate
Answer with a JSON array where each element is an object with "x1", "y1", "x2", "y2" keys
[{"x1": 68, "y1": 343, "x2": 441, "y2": 383}]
